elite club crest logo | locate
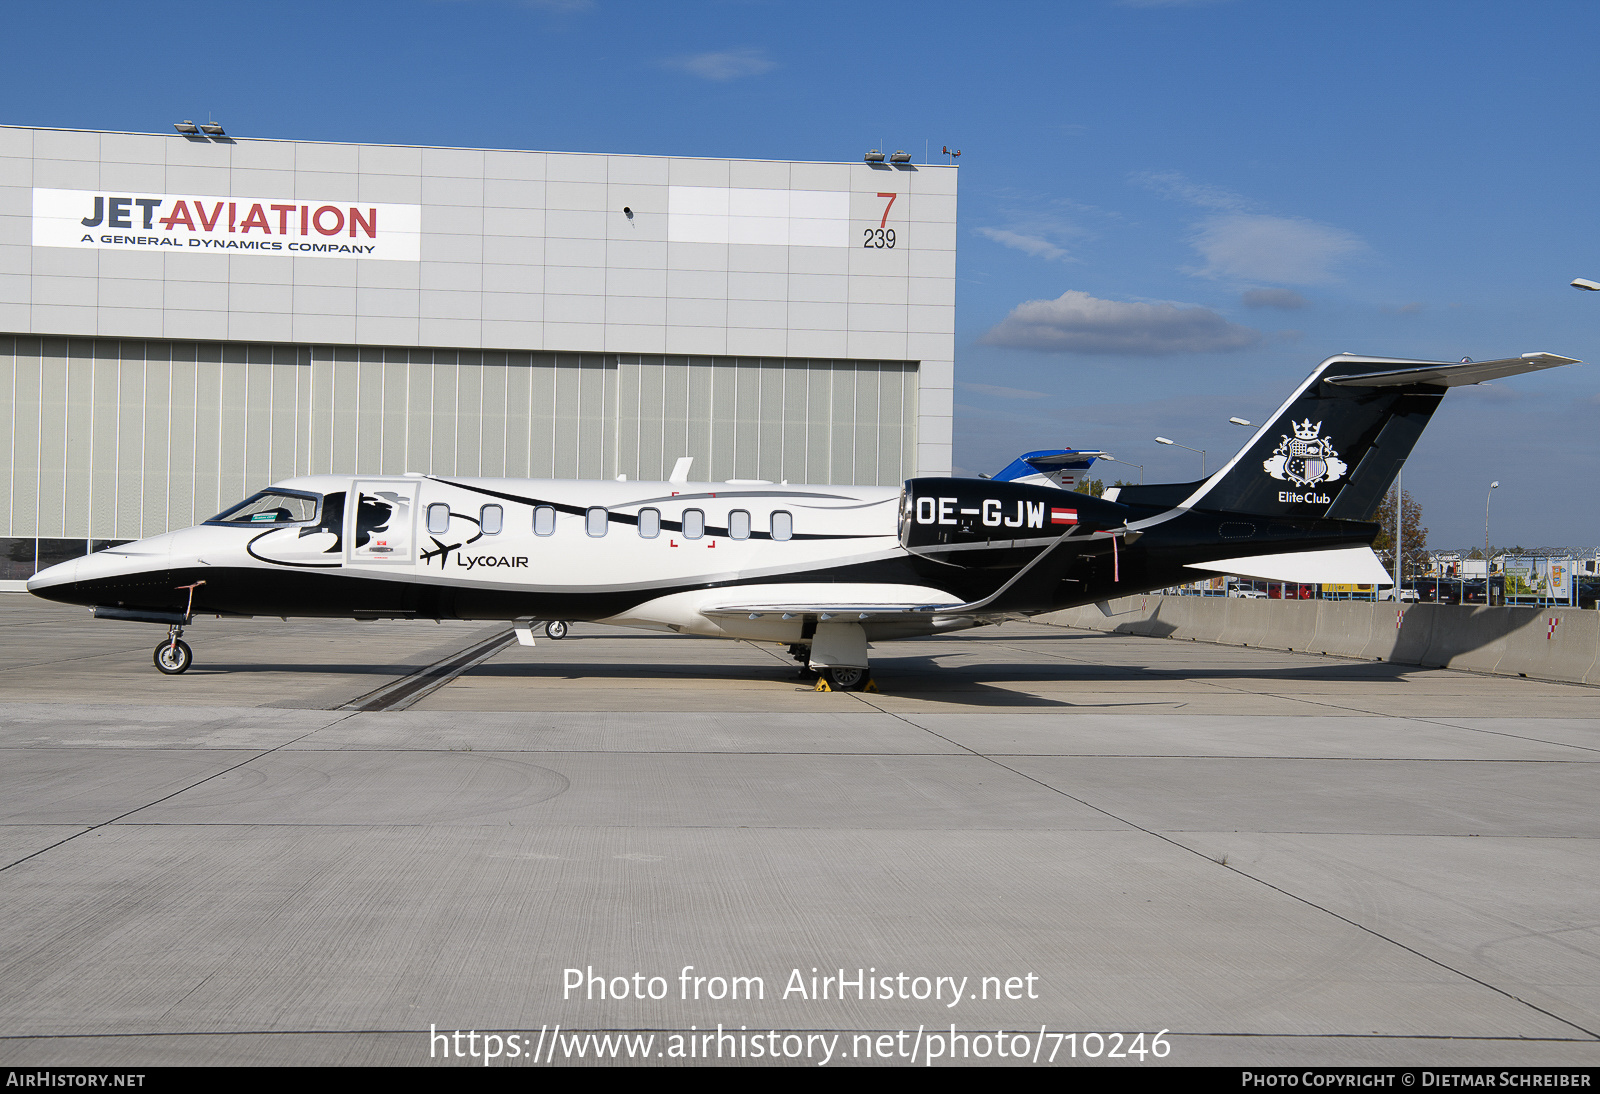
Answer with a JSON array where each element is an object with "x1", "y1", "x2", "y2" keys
[{"x1": 1263, "y1": 420, "x2": 1347, "y2": 487}]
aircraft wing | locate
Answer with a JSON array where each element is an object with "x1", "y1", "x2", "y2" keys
[
  {"x1": 1184, "y1": 545, "x2": 1395, "y2": 585},
  {"x1": 700, "y1": 603, "x2": 974, "y2": 624}
]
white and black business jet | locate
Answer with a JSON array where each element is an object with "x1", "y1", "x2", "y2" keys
[{"x1": 28, "y1": 352, "x2": 1576, "y2": 689}]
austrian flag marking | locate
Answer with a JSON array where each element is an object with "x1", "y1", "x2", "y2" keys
[{"x1": 1050, "y1": 508, "x2": 1078, "y2": 525}]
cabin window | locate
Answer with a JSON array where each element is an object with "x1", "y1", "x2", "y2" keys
[
  {"x1": 729, "y1": 509, "x2": 751, "y2": 540},
  {"x1": 771, "y1": 511, "x2": 793, "y2": 541},
  {"x1": 638, "y1": 508, "x2": 661, "y2": 538},
  {"x1": 533, "y1": 505, "x2": 555, "y2": 536},
  {"x1": 426, "y1": 503, "x2": 450, "y2": 535},
  {"x1": 682, "y1": 509, "x2": 704, "y2": 539},
  {"x1": 586, "y1": 507, "x2": 608, "y2": 537},
  {"x1": 480, "y1": 505, "x2": 503, "y2": 535}
]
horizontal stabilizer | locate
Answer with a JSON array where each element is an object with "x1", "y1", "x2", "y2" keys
[
  {"x1": 1322, "y1": 352, "x2": 1578, "y2": 389},
  {"x1": 1185, "y1": 546, "x2": 1394, "y2": 586}
]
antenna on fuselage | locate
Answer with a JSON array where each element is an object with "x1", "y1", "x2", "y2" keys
[{"x1": 668, "y1": 456, "x2": 694, "y2": 484}]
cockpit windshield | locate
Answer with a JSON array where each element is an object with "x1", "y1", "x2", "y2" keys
[{"x1": 207, "y1": 490, "x2": 321, "y2": 525}]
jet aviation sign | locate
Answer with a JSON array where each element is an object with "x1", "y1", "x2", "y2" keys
[{"x1": 32, "y1": 188, "x2": 421, "y2": 261}]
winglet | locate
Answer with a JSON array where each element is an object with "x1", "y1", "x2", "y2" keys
[{"x1": 668, "y1": 456, "x2": 694, "y2": 484}]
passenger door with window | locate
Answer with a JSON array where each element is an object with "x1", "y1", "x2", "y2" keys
[{"x1": 347, "y1": 480, "x2": 420, "y2": 567}]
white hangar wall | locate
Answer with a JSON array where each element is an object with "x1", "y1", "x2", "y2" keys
[{"x1": 0, "y1": 125, "x2": 955, "y2": 570}]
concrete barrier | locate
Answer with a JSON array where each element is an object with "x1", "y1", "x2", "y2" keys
[
  {"x1": 1307, "y1": 600, "x2": 1374, "y2": 660},
  {"x1": 1422, "y1": 605, "x2": 1525, "y2": 675},
  {"x1": 1037, "y1": 595, "x2": 1598, "y2": 687},
  {"x1": 1357, "y1": 601, "x2": 1405, "y2": 662},
  {"x1": 1487, "y1": 607, "x2": 1600, "y2": 684},
  {"x1": 1227, "y1": 598, "x2": 1276, "y2": 649},
  {"x1": 1391, "y1": 602, "x2": 1435, "y2": 665},
  {"x1": 1269, "y1": 600, "x2": 1321, "y2": 654}
]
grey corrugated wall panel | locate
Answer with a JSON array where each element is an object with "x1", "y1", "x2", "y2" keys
[
  {"x1": 829, "y1": 363, "x2": 855, "y2": 486},
  {"x1": 503, "y1": 352, "x2": 532, "y2": 480},
  {"x1": 0, "y1": 338, "x2": 14, "y2": 535},
  {"x1": 551, "y1": 355, "x2": 580, "y2": 480},
  {"x1": 12, "y1": 340, "x2": 41, "y2": 534},
  {"x1": 708, "y1": 358, "x2": 736, "y2": 482},
  {"x1": 45, "y1": 335, "x2": 78, "y2": 537},
  {"x1": 685, "y1": 358, "x2": 712, "y2": 482},
  {"x1": 0, "y1": 339, "x2": 13, "y2": 537},
  {"x1": 166, "y1": 343, "x2": 195, "y2": 531},
  {"x1": 804, "y1": 362, "x2": 831, "y2": 486},
  {"x1": 140, "y1": 343, "x2": 170, "y2": 538},
  {"x1": 853, "y1": 363, "x2": 882, "y2": 489},
  {"x1": 0, "y1": 336, "x2": 917, "y2": 537},
  {"x1": 455, "y1": 351, "x2": 484, "y2": 478},
  {"x1": 217, "y1": 345, "x2": 249, "y2": 511}
]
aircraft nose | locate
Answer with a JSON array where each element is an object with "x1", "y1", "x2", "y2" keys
[{"x1": 26, "y1": 556, "x2": 80, "y2": 593}]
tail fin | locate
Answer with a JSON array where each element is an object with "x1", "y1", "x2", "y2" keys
[{"x1": 1123, "y1": 352, "x2": 1575, "y2": 521}]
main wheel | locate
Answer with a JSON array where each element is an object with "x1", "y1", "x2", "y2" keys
[
  {"x1": 544, "y1": 620, "x2": 569, "y2": 640},
  {"x1": 154, "y1": 639, "x2": 192, "y2": 675},
  {"x1": 827, "y1": 666, "x2": 867, "y2": 691}
]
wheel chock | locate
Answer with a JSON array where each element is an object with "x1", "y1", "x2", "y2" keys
[{"x1": 813, "y1": 676, "x2": 879, "y2": 693}]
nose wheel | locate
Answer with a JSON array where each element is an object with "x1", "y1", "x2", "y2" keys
[
  {"x1": 154, "y1": 632, "x2": 193, "y2": 674},
  {"x1": 544, "y1": 620, "x2": 569, "y2": 640}
]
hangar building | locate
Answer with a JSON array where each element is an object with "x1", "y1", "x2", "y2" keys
[{"x1": 0, "y1": 124, "x2": 956, "y2": 581}]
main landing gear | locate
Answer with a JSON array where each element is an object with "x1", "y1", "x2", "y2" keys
[
  {"x1": 544, "y1": 620, "x2": 569, "y2": 640},
  {"x1": 822, "y1": 666, "x2": 871, "y2": 691},
  {"x1": 789, "y1": 644, "x2": 874, "y2": 691},
  {"x1": 154, "y1": 627, "x2": 192, "y2": 674}
]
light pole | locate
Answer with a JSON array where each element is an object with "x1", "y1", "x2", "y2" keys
[
  {"x1": 1485, "y1": 480, "x2": 1499, "y2": 604},
  {"x1": 1100, "y1": 455, "x2": 1144, "y2": 484},
  {"x1": 1393, "y1": 470, "x2": 1403, "y2": 598},
  {"x1": 1155, "y1": 437, "x2": 1205, "y2": 475}
]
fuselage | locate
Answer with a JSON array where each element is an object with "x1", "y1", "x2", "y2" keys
[
  {"x1": 27, "y1": 474, "x2": 933, "y2": 643},
  {"x1": 26, "y1": 471, "x2": 1374, "y2": 647}
]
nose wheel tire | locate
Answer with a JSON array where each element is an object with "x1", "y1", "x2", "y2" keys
[
  {"x1": 154, "y1": 639, "x2": 193, "y2": 675},
  {"x1": 827, "y1": 666, "x2": 868, "y2": 691},
  {"x1": 544, "y1": 620, "x2": 569, "y2": 640}
]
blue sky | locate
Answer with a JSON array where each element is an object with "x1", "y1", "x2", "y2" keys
[{"x1": 7, "y1": 0, "x2": 1598, "y2": 545}]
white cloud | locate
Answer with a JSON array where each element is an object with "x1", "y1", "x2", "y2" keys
[
  {"x1": 1241, "y1": 288, "x2": 1308, "y2": 310},
  {"x1": 1189, "y1": 213, "x2": 1366, "y2": 285},
  {"x1": 1134, "y1": 171, "x2": 1367, "y2": 285},
  {"x1": 1131, "y1": 170, "x2": 1251, "y2": 212},
  {"x1": 663, "y1": 47, "x2": 776, "y2": 81},
  {"x1": 974, "y1": 227, "x2": 1069, "y2": 262},
  {"x1": 958, "y1": 381, "x2": 1051, "y2": 399},
  {"x1": 980, "y1": 290, "x2": 1262, "y2": 356}
]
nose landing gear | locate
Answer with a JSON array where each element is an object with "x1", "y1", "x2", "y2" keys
[
  {"x1": 152, "y1": 580, "x2": 204, "y2": 675},
  {"x1": 154, "y1": 627, "x2": 192, "y2": 674}
]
